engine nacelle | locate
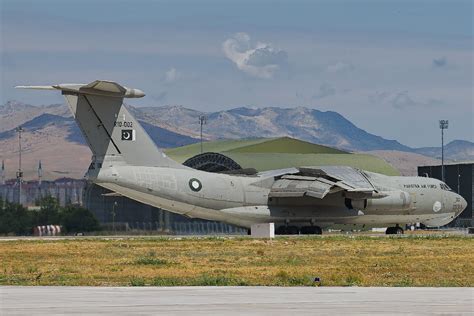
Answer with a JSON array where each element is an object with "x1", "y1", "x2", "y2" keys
[{"x1": 351, "y1": 190, "x2": 412, "y2": 212}]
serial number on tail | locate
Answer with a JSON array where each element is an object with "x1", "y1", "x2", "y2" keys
[{"x1": 114, "y1": 121, "x2": 133, "y2": 128}]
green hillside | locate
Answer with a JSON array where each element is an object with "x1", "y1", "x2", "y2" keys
[
  {"x1": 165, "y1": 137, "x2": 400, "y2": 176},
  {"x1": 226, "y1": 137, "x2": 347, "y2": 154},
  {"x1": 165, "y1": 138, "x2": 272, "y2": 161},
  {"x1": 224, "y1": 153, "x2": 399, "y2": 175}
]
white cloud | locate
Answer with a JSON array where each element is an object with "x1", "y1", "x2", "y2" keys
[
  {"x1": 369, "y1": 91, "x2": 444, "y2": 109},
  {"x1": 165, "y1": 68, "x2": 180, "y2": 83},
  {"x1": 326, "y1": 61, "x2": 354, "y2": 74},
  {"x1": 391, "y1": 92, "x2": 417, "y2": 109},
  {"x1": 313, "y1": 83, "x2": 336, "y2": 99},
  {"x1": 432, "y1": 56, "x2": 447, "y2": 68},
  {"x1": 222, "y1": 32, "x2": 288, "y2": 79}
]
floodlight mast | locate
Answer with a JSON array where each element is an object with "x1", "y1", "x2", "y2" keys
[
  {"x1": 439, "y1": 120, "x2": 448, "y2": 182},
  {"x1": 1, "y1": 160, "x2": 5, "y2": 185},
  {"x1": 16, "y1": 126, "x2": 24, "y2": 205},
  {"x1": 38, "y1": 160, "x2": 43, "y2": 186},
  {"x1": 199, "y1": 115, "x2": 207, "y2": 154}
]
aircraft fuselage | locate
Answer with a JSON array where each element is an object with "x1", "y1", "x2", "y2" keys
[{"x1": 93, "y1": 164, "x2": 466, "y2": 229}]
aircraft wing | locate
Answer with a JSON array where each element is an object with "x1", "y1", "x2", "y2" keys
[{"x1": 268, "y1": 166, "x2": 383, "y2": 200}]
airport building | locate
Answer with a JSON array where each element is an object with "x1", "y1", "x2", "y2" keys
[
  {"x1": 0, "y1": 178, "x2": 85, "y2": 207},
  {"x1": 418, "y1": 163, "x2": 473, "y2": 227}
]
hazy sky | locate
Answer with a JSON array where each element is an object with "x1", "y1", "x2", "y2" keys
[{"x1": 1, "y1": 0, "x2": 472, "y2": 147}]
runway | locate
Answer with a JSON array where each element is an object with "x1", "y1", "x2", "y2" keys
[{"x1": 1, "y1": 287, "x2": 472, "y2": 315}]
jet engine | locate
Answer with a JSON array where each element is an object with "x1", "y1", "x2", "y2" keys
[{"x1": 351, "y1": 190, "x2": 412, "y2": 212}]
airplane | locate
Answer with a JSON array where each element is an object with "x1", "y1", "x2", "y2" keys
[{"x1": 16, "y1": 80, "x2": 467, "y2": 235}]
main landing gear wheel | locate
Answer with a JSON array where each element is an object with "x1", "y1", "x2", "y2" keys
[
  {"x1": 386, "y1": 226, "x2": 404, "y2": 235},
  {"x1": 300, "y1": 226, "x2": 323, "y2": 235},
  {"x1": 276, "y1": 225, "x2": 299, "y2": 235}
]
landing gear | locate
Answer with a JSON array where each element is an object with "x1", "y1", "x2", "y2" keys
[
  {"x1": 386, "y1": 226, "x2": 404, "y2": 235},
  {"x1": 275, "y1": 225, "x2": 299, "y2": 235},
  {"x1": 275, "y1": 225, "x2": 323, "y2": 235},
  {"x1": 287, "y1": 226, "x2": 299, "y2": 235},
  {"x1": 300, "y1": 226, "x2": 322, "y2": 235}
]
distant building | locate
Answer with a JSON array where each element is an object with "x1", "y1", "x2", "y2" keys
[
  {"x1": 0, "y1": 178, "x2": 85, "y2": 207},
  {"x1": 418, "y1": 163, "x2": 473, "y2": 227}
]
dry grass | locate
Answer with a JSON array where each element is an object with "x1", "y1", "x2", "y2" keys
[{"x1": 1, "y1": 236, "x2": 473, "y2": 286}]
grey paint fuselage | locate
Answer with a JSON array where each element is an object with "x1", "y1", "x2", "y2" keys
[{"x1": 94, "y1": 163, "x2": 466, "y2": 228}]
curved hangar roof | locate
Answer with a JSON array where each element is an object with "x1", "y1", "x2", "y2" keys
[{"x1": 166, "y1": 137, "x2": 400, "y2": 176}]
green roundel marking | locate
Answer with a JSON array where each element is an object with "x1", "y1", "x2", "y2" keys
[{"x1": 189, "y1": 178, "x2": 202, "y2": 192}]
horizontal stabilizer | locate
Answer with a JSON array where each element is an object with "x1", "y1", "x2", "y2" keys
[
  {"x1": 15, "y1": 80, "x2": 145, "y2": 98},
  {"x1": 15, "y1": 85, "x2": 58, "y2": 90}
]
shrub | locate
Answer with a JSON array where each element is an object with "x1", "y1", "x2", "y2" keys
[
  {"x1": 0, "y1": 200, "x2": 33, "y2": 235},
  {"x1": 60, "y1": 205, "x2": 101, "y2": 233}
]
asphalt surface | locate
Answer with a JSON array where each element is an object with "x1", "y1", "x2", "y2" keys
[{"x1": 1, "y1": 287, "x2": 473, "y2": 315}]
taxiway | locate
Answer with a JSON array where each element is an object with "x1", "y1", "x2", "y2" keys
[{"x1": 1, "y1": 286, "x2": 472, "y2": 315}]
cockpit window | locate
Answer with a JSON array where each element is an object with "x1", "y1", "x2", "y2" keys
[{"x1": 440, "y1": 183, "x2": 452, "y2": 191}]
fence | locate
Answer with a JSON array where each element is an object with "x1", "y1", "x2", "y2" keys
[{"x1": 101, "y1": 221, "x2": 247, "y2": 235}]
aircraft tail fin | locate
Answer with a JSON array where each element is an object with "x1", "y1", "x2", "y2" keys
[{"x1": 16, "y1": 80, "x2": 183, "y2": 169}]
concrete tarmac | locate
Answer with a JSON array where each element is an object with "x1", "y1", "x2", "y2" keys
[
  {"x1": 1, "y1": 286, "x2": 473, "y2": 315},
  {"x1": 0, "y1": 229, "x2": 471, "y2": 242}
]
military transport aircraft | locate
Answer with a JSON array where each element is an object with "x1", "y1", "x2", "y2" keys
[{"x1": 17, "y1": 81, "x2": 467, "y2": 234}]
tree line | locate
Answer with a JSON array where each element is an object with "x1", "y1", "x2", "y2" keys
[{"x1": 0, "y1": 196, "x2": 100, "y2": 235}]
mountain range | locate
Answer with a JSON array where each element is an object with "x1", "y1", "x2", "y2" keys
[
  {"x1": 132, "y1": 105, "x2": 473, "y2": 159},
  {"x1": 0, "y1": 101, "x2": 472, "y2": 179}
]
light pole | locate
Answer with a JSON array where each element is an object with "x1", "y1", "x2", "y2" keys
[
  {"x1": 199, "y1": 115, "x2": 207, "y2": 154},
  {"x1": 1, "y1": 160, "x2": 4, "y2": 209},
  {"x1": 457, "y1": 165, "x2": 461, "y2": 194},
  {"x1": 112, "y1": 201, "x2": 118, "y2": 234},
  {"x1": 439, "y1": 120, "x2": 448, "y2": 182},
  {"x1": 38, "y1": 160, "x2": 43, "y2": 186},
  {"x1": 1, "y1": 160, "x2": 5, "y2": 185},
  {"x1": 16, "y1": 127, "x2": 24, "y2": 205}
]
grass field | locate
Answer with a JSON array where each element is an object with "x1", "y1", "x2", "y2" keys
[{"x1": 1, "y1": 236, "x2": 472, "y2": 286}]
